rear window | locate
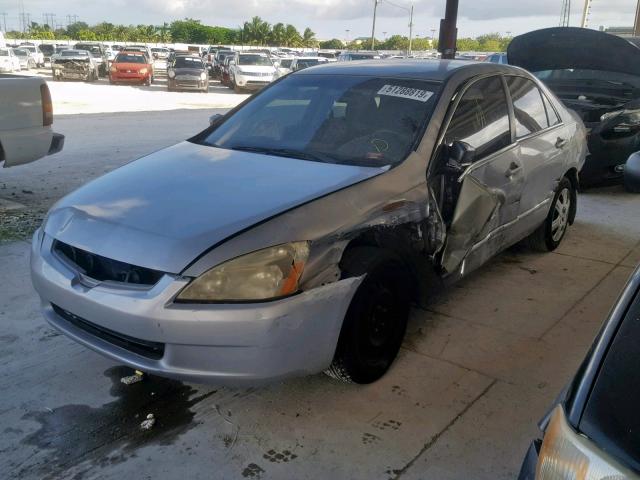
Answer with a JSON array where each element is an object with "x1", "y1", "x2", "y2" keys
[
  {"x1": 115, "y1": 54, "x2": 146, "y2": 64},
  {"x1": 579, "y1": 291, "x2": 640, "y2": 473}
]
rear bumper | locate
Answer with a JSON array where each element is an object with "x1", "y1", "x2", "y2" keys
[{"x1": 31, "y1": 231, "x2": 362, "y2": 385}]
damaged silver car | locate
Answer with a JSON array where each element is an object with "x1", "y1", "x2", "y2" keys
[
  {"x1": 51, "y1": 49, "x2": 100, "y2": 82},
  {"x1": 31, "y1": 60, "x2": 586, "y2": 385}
]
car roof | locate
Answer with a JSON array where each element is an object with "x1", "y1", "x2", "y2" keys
[{"x1": 294, "y1": 58, "x2": 523, "y2": 81}]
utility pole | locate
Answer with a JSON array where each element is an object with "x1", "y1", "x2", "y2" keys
[
  {"x1": 0, "y1": 13, "x2": 7, "y2": 33},
  {"x1": 634, "y1": 0, "x2": 640, "y2": 36},
  {"x1": 371, "y1": 0, "x2": 380, "y2": 50},
  {"x1": 560, "y1": 0, "x2": 571, "y2": 27},
  {"x1": 439, "y1": 0, "x2": 459, "y2": 59},
  {"x1": 580, "y1": 0, "x2": 592, "y2": 28},
  {"x1": 408, "y1": 4, "x2": 414, "y2": 55}
]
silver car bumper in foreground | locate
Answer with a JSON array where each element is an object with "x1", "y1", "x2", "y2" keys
[{"x1": 31, "y1": 231, "x2": 362, "y2": 385}]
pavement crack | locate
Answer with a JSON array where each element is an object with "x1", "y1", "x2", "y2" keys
[{"x1": 391, "y1": 379, "x2": 498, "y2": 479}]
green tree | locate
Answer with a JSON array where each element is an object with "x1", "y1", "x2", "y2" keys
[
  {"x1": 283, "y1": 24, "x2": 301, "y2": 47},
  {"x1": 319, "y1": 38, "x2": 344, "y2": 49},
  {"x1": 66, "y1": 21, "x2": 90, "y2": 39},
  {"x1": 380, "y1": 34, "x2": 408, "y2": 50},
  {"x1": 301, "y1": 27, "x2": 317, "y2": 48},
  {"x1": 270, "y1": 23, "x2": 286, "y2": 46},
  {"x1": 77, "y1": 29, "x2": 97, "y2": 41},
  {"x1": 457, "y1": 37, "x2": 480, "y2": 51}
]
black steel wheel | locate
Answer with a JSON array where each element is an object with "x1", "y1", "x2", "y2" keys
[{"x1": 326, "y1": 247, "x2": 410, "y2": 384}]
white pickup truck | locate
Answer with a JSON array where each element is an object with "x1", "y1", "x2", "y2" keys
[{"x1": 0, "y1": 75, "x2": 64, "y2": 168}]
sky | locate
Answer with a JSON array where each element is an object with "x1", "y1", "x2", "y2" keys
[{"x1": 1, "y1": 0, "x2": 638, "y2": 40}]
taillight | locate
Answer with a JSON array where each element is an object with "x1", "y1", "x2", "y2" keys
[{"x1": 40, "y1": 83, "x2": 53, "y2": 126}]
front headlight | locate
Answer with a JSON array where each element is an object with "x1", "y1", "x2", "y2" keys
[
  {"x1": 168, "y1": 70, "x2": 175, "y2": 78},
  {"x1": 110, "y1": 65, "x2": 117, "y2": 72},
  {"x1": 536, "y1": 406, "x2": 635, "y2": 479},
  {"x1": 176, "y1": 242, "x2": 310, "y2": 302},
  {"x1": 200, "y1": 72, "x2": 207, "y2": 80},
  {"x1": 139, "y1": 68, "x2": 148, "y2": 74}
]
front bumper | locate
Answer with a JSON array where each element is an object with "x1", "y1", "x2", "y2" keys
[
  {"x1": 110, "y1": 72, "x2": 150, "y2": 83},
  {"x1": 30, "y1": 231, "x2": 361, "y2": 385},
  {"x1": 168, "y1": 77, "x2": 208, "y2": 90},
  {"x1": 234, "y1": 75, "x2": 273, "y2": 90}
]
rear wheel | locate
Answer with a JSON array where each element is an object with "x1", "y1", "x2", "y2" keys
[
  {"x1": 325, "y1": 247, "x2": 410, "y2": 384},
  {"x1": 527, "y1": 177, "x2": 574, "y2": 251}
]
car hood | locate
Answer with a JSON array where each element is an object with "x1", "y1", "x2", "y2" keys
[
  {"x1": 44, "y1": 141, "x2": 384, "y2": 274},
  {"x1": 508, "y1": 27, "x2": 640, "y2": 76}
]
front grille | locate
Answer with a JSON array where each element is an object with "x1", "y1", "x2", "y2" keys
[
  {"x1": 52, "y1": 304, "x2": 165, "y2": 360},
  {"x1": 52, "y1": 240, "x2": 164, "y2": 286}
]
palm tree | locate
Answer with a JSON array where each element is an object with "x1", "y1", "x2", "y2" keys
[
  {"x1": 271, "y1": 23, "x2": 285, "y2": 46},
  {"x1": 283, "y1": 24, "x2": 301, "y2": 47},
  {"x1": 302, "y1": 27, "x2": 317, "y2": 48},
  {"x1": 244, "y1": 16, "x2": 271, "y2": 46}
]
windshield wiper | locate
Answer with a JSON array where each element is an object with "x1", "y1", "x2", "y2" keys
[{"x1": 229, "y1": 145, "x2": 335, "y2": 163}]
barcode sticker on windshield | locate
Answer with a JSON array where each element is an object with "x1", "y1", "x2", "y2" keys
[{"x1": 377, "y1": 85, "x2": 433, "y2": 102}]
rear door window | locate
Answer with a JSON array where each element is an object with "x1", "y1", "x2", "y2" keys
[
  {"x1": 542, "y1": 93, "x2": 561, "y2": 126},
  {"x1": 444, "y1": 75, "x2": 512, "y2": 160},
  {"x1": 506, "y1": 76, "x2": 550, "y2": 138}
]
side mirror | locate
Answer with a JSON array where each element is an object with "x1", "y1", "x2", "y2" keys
[
  {"x1": 446, "y1": 140, "x2": 475, "y2": 172},
  {"x1": 209, "y1": 113, "x2": 223, "y2": 126}
]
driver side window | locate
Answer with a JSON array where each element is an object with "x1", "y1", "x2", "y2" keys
[{"x1": 444, "y1": 76, "x2": 511, "y2": 161}]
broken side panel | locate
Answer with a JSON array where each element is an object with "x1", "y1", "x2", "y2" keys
[{"x1": 441, "y1": 175, "x2": 502, "y2": 274}]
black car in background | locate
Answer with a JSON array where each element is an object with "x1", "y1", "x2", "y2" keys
[
  {"x1": 519, "y1": 266, "x2": 640, "y2": 479},
  {"x1": 167, "y1": 55, "x2": 209, "y2": 92},
  {"x1": 509, "y1": 28, "x2": 640, "y2": 191}
]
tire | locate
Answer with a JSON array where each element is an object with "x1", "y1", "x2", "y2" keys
[
  {"x1": 527, "y1": 177, "x2": 574, "y2": 252},
  {"x1": 234, "y1": 84, "x2": 243, "y2": 94},
  {"x1": 145, "y1": 76, "x2": 151, "y2": 86},
  {"x1": 325, "y1": 247, "x2": 411, "y2": 384}
]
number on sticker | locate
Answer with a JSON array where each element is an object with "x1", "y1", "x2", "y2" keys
[{"x1": 377, "y1": 85, "x2": 434, "y2": 102}]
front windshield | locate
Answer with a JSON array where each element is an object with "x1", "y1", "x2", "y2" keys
[
  {"x1": 199, "y1": 74, "x2": 439, "y2": 167},
  {"x1": 174, "y1": 57, "x2": 204, "y2": 68},
  {"x1": 14, "y1": 49, "x2": 27, "y2": 57},
  {"x1": 115, "y1": 54, "x2": 145, "y2": 63},
  {"x1": 238, "y1": 54, "x2": 272, "y2": 66},
  {"x1": 280, "y1": 59, "x2": 293, "y2": 68}
]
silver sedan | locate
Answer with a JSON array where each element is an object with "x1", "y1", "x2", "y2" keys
[{"x1": 31, "y1": 60, "x2": 586, "y2": 386}]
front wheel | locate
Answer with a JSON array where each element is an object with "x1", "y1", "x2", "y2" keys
[
  {"x1": 325, "y1": 247, "x2": 410, "y2": 384},
  {"x1": 527, "y1": 177, "x2": 575, "y2": 251}
]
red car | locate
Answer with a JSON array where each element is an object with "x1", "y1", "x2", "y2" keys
[{"x1": 109, "y1": 51, "x2": 153, "y2": 85}]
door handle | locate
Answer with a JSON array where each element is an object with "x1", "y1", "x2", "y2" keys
[
  {"x1": 505, "y1": 161, "x2": 521, "y2": 178},
  {"x1": 555, "y1": 137, "x2": 567, "y2": 149}
]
